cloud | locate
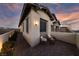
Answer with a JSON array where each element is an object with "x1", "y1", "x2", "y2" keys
[
  {"x1": 39, "y1": 4, "x2": 79, "y2": 24},
  {"x1": 41, "y1": 3, "x2": 62, "y2": 13},
  {"x1": 68, "y1": 6, "x2": 79, "y2": 12},
  {"x1": 1, "y1": 3, "x2": 79, "y2": 29},
  {"x1": 0, "y1": 15, "x2": 20, "y2": 28},
  {"x1": 56, "y1": 12, "x2": 79, "y2": 22},
  {"x1": 6, "y1": 3, "x2": 23, "y2": 12},
  {"x1": 0, "y1": 3, "x2": 23, "y2": 28},
  {"x1": 54, "y1": 4, "x2": 79, "y2": 22}
]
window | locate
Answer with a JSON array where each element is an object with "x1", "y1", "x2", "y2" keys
[
  {"x1": 23, "y1": 23, "x2": 24, "y2": 32},
  {"x1": 26, "y1": 18, "x2": 29, "y2": 33},
  {"x1": 40, "y1": 18, "x2": 47, "y2": 32}
]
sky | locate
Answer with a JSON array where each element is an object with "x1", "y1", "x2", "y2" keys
[
  {"x1": 42, "y1": 3, "x2": 79, "y2": 22},
  {"x1": 0, "y1": 3, "x2": 23, "y2": 28},
  {"x1": 0, "y1": 3, "x2": 79, "y2": 28}
]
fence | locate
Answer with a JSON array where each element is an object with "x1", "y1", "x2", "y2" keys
[
  {"x1": 0, "y1": 30, "x2": 15, "y2": 51},
  {"x1": 51, "y1": 32, "x2": 79, "y2": 49}
]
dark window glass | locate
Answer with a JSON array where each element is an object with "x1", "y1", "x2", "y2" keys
[
  {"x1": 21, "y1": 22, "x2": 24, "y2": 32},
  {"x1": 40, "y1": 18, "x2": 47, "y2": 32},
  {"x1": 26, "y1": 18, "x2": 29, "y2": 33}
]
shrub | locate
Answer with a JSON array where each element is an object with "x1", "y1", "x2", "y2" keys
[
  {"x1": 0, "y1": 41, "x2": 15, "y2": 56},
  {"x1": 0, "y1": 31, "x2": 18, "y2": 56},
  {"x1": 9, "y1": 31, "x2": 17, "y2": 41}
]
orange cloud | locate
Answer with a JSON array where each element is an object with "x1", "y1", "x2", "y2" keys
[
  {"x1": 56, "y1": 12, "x2": 79, "y2": 22},
  {"x1": 55, "y1": 4, "x2": 79, "y2": 22}
]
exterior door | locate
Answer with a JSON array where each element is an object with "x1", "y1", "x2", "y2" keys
[{"x1": 40, "y1": 18, "x2": 47, "y2": 32}]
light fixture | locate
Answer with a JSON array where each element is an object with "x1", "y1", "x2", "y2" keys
[{"x1": 34, "y1": 20, "x2": 38, "y2": 26}]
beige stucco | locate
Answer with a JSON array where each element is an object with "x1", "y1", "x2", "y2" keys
[
  {"x1": 51, "y1": 32, "x2": 76, "y2": 44},
  {"x1": 51, "y1": 32, "x2": 79, "y2": 49},
  {"x1": 20, "y1": 8, "x2": 52, "y2": 47},
  {"x1": 37, "y1": 10, "x2": 51, "y2": 35},
  {"x1": 19, "y1": 23, "x2": 24, "y2": 32},
  {"x1": 76, "y1": 33, "x2": 79, "y2": 49}
]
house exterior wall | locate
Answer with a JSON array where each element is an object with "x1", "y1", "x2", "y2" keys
[
  {"x1": 22, "y1": 9, "x2": 40, "y2": 47},
  {"x1": 28, "y1": 9, "x2": 40, "y2": 47},
  {"x1": 22, "y1": 16, "x2": 33, "y2": 47},
  {"x1": 37, "y1": 10, "x2": 51, "y2": 35},
  {"x1": 19, "y1": 23, "x2": 24, "y2": 32},
  {"x1": 20, "y1": 8, "x2": 52, "y2": 47}
]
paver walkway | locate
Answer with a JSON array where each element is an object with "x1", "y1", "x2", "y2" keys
[{"x1": 13, "y1": 32, "x2": 79, "y2": 56}]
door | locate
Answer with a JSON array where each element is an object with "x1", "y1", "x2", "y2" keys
[{"x1": 40, "y1": 18, "x2": 47, "y2": 32}]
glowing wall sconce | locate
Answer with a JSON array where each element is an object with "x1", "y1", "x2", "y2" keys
[{"x1": 34, "y1": 20, "x2": 38, "y2": 26}]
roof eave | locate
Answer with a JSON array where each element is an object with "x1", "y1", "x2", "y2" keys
[{"x1": 18, "y1": 3, "x2": 55, "y2": 27}]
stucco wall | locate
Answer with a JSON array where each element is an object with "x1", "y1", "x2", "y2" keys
[
  {"x1": 22, "y1": 18, "x2": 33, "y2": 46},
  {"x1": 28, "y1": 9, "x2": 40, "y2": 47},
  {"x1": 51, "y1": 32, "x2": 79, "y2": 49},
  {"x1": 76, "y1": 33, "x2": 79, "y2": 49},
  {"x1": 51, "y1": 32, "x2": 76, "y2": 44},
  {"x1": 22, "y1": 9, "x2": 40, "y2": 47},
  {"x1": 37, "y1": 10, "x2": 51, "y2": 35},
  {"x1": 19, "y1": 23, "x2": 24, "y2": 32}
]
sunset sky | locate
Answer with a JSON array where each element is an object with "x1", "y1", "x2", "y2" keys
[{"x1": 0, "y1": 3, "x2": 79, "y2": 28}]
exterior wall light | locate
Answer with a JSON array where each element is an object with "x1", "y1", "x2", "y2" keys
[{"x1": 34, "y1": 20, "x2": 38, "y2": 26}]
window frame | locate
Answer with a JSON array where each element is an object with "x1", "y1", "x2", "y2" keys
[{"x1": 26, "y1": 17, "x2": 29, "y2": 33}]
